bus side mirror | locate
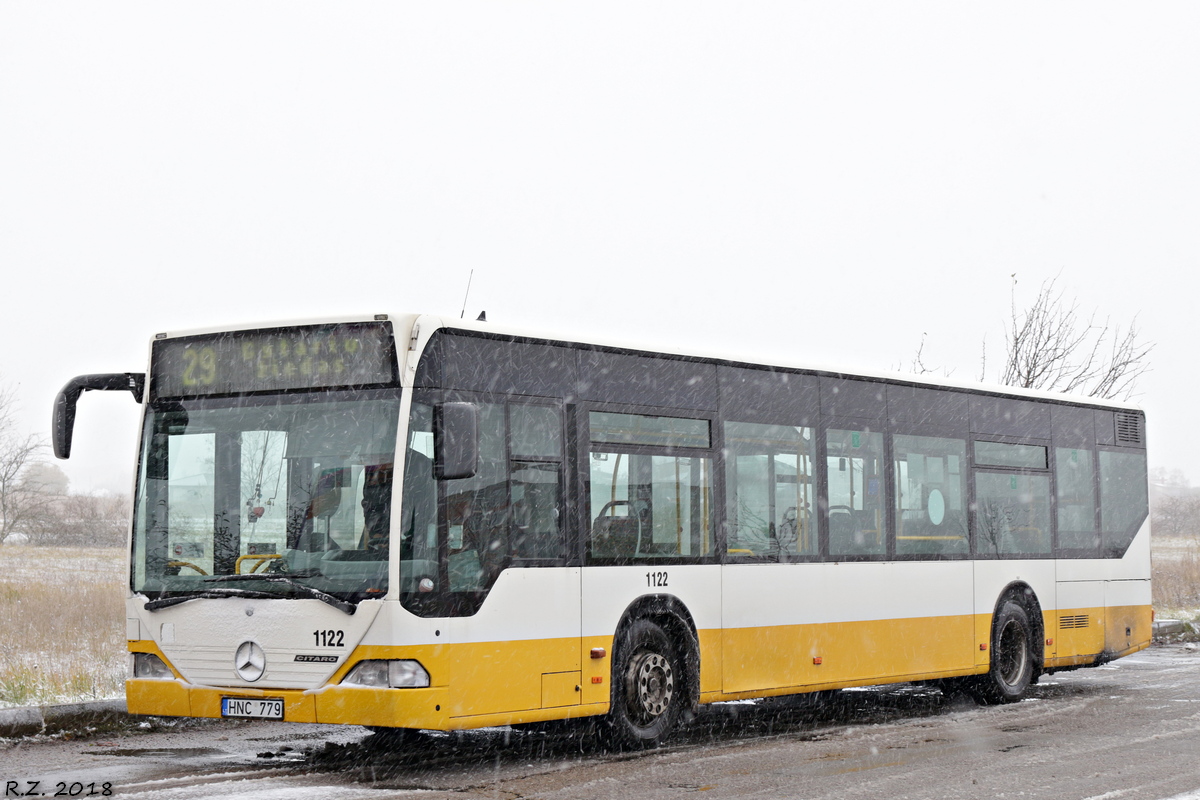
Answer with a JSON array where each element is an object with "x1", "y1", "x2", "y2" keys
[
  {"x1": 53, "y1": 373, "x2": 145, "y2": 460},
  {"x1": 433, "y1": 402, "x2": 478, "y2": 480}
]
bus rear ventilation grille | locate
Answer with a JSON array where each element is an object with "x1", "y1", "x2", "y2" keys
[
  {"x1": 1059, "y1": 614, "x2": 1090, "y2": 629},
  {"x1": 1115, "y1": 412, "x2": 1144, "y2": 445}
]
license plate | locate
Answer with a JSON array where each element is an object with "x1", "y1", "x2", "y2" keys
[{"x1": 222, "y1": 697, "x2": 284, "y2": 719}]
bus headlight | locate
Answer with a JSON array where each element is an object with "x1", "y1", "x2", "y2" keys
[
  {"x1": 131, "y1": 652, "x2": 174, "y2": 679},
  {"x1": 342, "y1": 659, "x2": 431, "y2": 688}
]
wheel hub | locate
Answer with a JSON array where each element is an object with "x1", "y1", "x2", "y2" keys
[{"x1": 628, "y1": 651, "x2": 674, "y2": 721}]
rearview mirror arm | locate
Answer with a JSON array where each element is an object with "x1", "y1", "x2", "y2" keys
[{"x1": 53, "y1": 373, "x2": 146, "y2": 459}]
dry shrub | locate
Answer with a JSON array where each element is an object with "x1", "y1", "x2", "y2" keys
[
  {"x1": 0, "y1": 546, "x2": 126, "y2": 707},
  {"x1": 1153, "y1": 538, "x2": 1200, "y2": 614}
]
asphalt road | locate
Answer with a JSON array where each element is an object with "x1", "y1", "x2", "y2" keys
[{"x1": 6, "y1": 644, "x2": 1200, "y2": 799}]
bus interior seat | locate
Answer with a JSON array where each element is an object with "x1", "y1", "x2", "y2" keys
[
  {"x1": 592, "y1": 515, "x2": 642, "y2": 558},
  {"x1": 827, "y1": 509, "x2": 854, "y2": 549},
  {"x1": 591, "y1": 500, "x2": 644, "y2": 558}
]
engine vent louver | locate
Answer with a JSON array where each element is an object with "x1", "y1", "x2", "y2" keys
[
  {"x1": 1115, "y1": 412, "x2": 1144, "y2": 445},
  {"x1": 1060, "y1": 614, "x2": 1090, "y2": 629}
]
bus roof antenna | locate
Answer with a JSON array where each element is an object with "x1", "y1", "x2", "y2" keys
[
  {"x1": 476, "y1": 311, "x2": 487, "y2": 322},
  {"x1": 459, "y1": 269, "x2": 474, "y2": 319}
]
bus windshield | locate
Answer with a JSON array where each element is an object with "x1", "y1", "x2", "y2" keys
[{"x1": 131, "y1": 389, "x2": 400, "y2": 605}]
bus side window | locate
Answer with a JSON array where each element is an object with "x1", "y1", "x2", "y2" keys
[
  {"x1": 1098, "y1": 449, "x2": 1147, "y2": 557},
  {"x1": 724, "y1": 421, "x2": 816, "y2": 559},
  {"x1": 892, "y1": 434, "x2": 968, "y2": 556},
  {"x1": 586, "y1": 410, "x2": 715, "y2": 563},
  {"x1": 1056, "y1": 447, "x2": 1098, "y2": 553}
]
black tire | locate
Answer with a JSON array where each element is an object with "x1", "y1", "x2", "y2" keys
[
  {"x1": 763, "y1": 689, "x2": 840, "y2": 709},
  {"x1": 974, "y1": 600, "x2": 1035, "y2": 704},
  {"x1": 364, "y1": 726, "x2": 424, "y2": 747},
  {"x1": 603, "y1": 619, "x2": 684, "y2": 749}
]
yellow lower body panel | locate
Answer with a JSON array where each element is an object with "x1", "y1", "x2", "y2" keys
[
  {"x1": 126, "y1": 678, "x2": 192, "y2": 718},
  {"x1": 127, "y1": 603, "x2": 1153, "y2": 729},
  {"x1": 1044, "y1": 604, "x2": 1152, "y2": 669},
  {"x1": 722, "y1": 613, "x2": 980, "y2": 697}
]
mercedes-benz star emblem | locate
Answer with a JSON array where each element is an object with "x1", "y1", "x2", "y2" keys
[{"x1": 235, "y1": 641, "x2": 266, "y2": 683}]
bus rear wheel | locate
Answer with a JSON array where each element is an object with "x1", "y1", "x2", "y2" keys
[
  {"x1": 605, "y1": 619, "x2": 684, "y2": 749},
  {"x1": 975, "y1": 600, "x2": 1035, "y2": 704}
]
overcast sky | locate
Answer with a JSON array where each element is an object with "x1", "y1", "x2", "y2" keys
[{"x1": 2, "y1": 3, "x2": 1198, "y2": 494}]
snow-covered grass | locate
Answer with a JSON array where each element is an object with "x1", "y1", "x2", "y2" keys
[
  {"x1": 1152, "y1": 536, "x2": 1200, "y2": 632},
  {"x1": 1152, "y1": 537, "x2": 1200, "y2": 642},
  {"x1": 0, "y1": 545, "x2": 126, "y2": 708}
]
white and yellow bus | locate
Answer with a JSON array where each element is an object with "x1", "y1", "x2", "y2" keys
[{"x1": 54, "y1": 313, "x2": 1151, "y2": 747}]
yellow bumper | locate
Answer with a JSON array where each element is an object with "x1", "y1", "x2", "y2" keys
[{"x1": 126, "y1": 677, "x2": 453, "y2": 728}]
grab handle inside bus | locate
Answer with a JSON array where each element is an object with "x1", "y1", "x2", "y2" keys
[
  {"x1": 433, "y1": 401, "x2": 478, "y2": 480},
  {"x1": 53, "y1": 373, "x2": 145, "y2": 460}
]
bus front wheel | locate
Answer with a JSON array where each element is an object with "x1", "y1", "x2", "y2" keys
[
  {"x1": 975, "y1": 600, "x2": 1035, "y2": 704},
  {"x1": 605, "y1": 619, "x2": 684, "y2": 749}
]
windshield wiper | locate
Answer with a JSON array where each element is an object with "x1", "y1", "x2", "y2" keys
[
  {"x1": 202, "y1": 574, "x2": 356, "y2": 614},
  {"x1": 144, "y1": 587, "x2": 281, "y2": 611}
]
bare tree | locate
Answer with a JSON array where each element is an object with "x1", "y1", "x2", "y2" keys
[
  {"x1": 1149, "y1": 468, "x2": 1200, "y2": 540},
  {"x1": 21, "y1": 462, "x2": 70, "y2": 496},
  {"x1": 0, "y1": 381, "x2": 48, "y2": 544},
  {"x1": 23, "y1": 492, "x2": 131, "y2": 548},
  {"x1": 1151, "y1": 493, "x2": 1200, "y2": 539},
  {"x1": 998, "y1": 275, "x2": 1153, "y2": 400},
  {"x1": 898, "y1": 333, "x2": 955, "y2": 378},
  {"x1": 902, "y1": 275, "x2": 1153, "y2": 401}
]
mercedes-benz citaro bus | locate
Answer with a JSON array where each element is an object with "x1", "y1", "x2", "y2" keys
[{"x1": 53, "y1": 313, "x2": 1151, "y2": 748}]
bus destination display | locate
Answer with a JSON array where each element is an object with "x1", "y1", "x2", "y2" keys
[{"x1": 151, "y1": 321, "x2": 397, "y2": 398}]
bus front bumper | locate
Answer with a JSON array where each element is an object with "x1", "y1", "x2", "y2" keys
[{"x1": 126, "y1": 679, "x2": 452, "y2": 729}]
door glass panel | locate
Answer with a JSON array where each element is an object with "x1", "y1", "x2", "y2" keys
[
  {"x1": 826, "y1": 428, "x2": 885, "y2": 556},
  {"x1": 511, "y1": 404, "x2": 562, "y2": 459},
  {"x1": 401, "y1": 400, "x2": 565, "y2": 615},
  {"x1": 510, "y1": 461, "x2": 563, "y2": 559}
]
